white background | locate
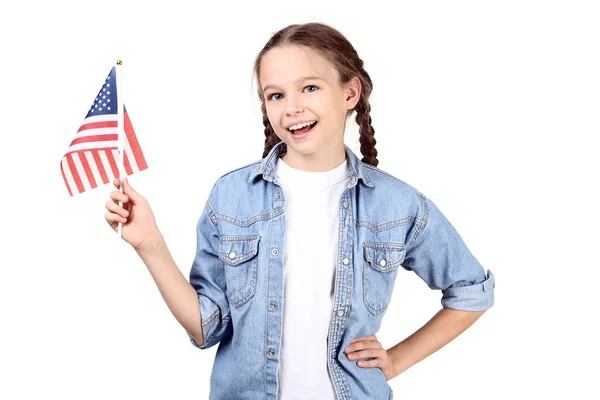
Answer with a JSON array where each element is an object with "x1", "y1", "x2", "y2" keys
[{"x1": 1, "y1": 0, "x2": 598, "y2": 399}]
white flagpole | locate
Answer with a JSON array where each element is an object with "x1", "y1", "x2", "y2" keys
[{"x1": 116, "y1": 60, "x2": 125, "y2": 239}]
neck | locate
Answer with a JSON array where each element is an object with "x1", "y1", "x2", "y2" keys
[{"x1": 280, "y1": 140, "x2": 346, "y2": 172}]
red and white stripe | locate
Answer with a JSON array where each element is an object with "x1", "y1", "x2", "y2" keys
[{"x1": 61, "y1": 112, "x2": 148, "y2": 196}]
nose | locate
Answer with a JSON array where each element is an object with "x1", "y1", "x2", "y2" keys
[{"x1": 284, "y1": 94, "x2": 304, "y2": 116}]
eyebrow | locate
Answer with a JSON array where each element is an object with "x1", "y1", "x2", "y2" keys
[{"x1": 262, "y1": 76, "x2": 324, "y2": 93}]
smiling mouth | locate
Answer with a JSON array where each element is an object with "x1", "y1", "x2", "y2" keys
[{"x1": 289, "y1": 121, "x2": 317, "y2": 136}]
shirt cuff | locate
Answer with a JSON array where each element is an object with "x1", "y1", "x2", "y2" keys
[
  {"x1": 441, "y1": 269, "x2": 495, "y2": 311},
  {"x1": 187, "y1": 295, "x2": 223, "y2": 349}
]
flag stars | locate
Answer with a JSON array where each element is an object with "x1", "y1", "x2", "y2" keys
[{"x1": 90, "y1": 74, "x2": 116, "y2": 115}]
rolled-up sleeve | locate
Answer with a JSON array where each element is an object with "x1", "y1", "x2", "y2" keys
[
  {"x1": 187, "y1": 190, "x2": 232, "y2": 349},
  {"x1": 402, "y1": 194, "x2": 495, "y2": 311}
]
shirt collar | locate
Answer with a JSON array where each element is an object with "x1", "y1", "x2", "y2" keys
[{"x1": 248, "y1": 140, "x2": 374, "y2": 188}]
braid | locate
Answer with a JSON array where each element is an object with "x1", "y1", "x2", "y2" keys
[
  {"x1": 354, "y1": 66, "x2": 379, "y2": 167},
  {"x1": 355, "y1": 94, "x2": 378, "y2": 168},
  {"x1": 261, "y1": 101, "x2": 281, "y2": 159}
]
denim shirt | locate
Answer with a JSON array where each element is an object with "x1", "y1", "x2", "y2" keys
[{"x1": 187, "y1": 141, "x2": 495, "y2": 400}]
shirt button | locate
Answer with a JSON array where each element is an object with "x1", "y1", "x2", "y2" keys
[
  {"x1": 229, "y1": 252, "x2": 236, "y2": 259},
  {"x1": 269, "y1": 300, "x2": 278, "y2": 309},
  {"x1": 337, "y1": 309, "x2": 345, "y2": 317},
  {"x1": 267, "y1": 348, "x2": 276, "y2": 356},
  {"x1": 342, "y1": 201, "x2": 349, "y2": 209},
  {"x1": 342, "y1": 258, "x2": 349, "y2": 265},
  {"x1": 272, "y1": 248, "x2": 279, "y2": 256},
  {"x1": 275, "y1": 192, "x2": 281, "y2": 199},
  {"x1": 379, "y1": 259, "x2": 386, "y2": 267}
]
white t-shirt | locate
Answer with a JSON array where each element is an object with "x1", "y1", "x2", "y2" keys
[{"x1": 275, "y1": 153, "x2": 351, "y2": 400}]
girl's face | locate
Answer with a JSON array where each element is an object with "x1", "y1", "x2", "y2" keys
[{"x1": 260, "y1": 45, "x2": 360, "y2": 166}]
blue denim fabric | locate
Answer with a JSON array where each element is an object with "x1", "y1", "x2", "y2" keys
[{"x1": 187, "y1": 141, "x2": 495, "y2": 400}]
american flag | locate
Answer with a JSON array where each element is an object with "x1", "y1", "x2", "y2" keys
[{"x1": 61, "y1": 66, "x2": 148, "y2": 196}]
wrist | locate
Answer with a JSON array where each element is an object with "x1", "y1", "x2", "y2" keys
[
  {"x1": 387, "y1": 347, "x2": 405, "y2": 379},
  {"x1": 135, "y1": 230, "x2": 165, "y2": 254}
]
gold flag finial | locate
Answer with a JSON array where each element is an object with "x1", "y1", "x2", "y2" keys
[{"x1": 116, "y1": 60, "x2": 122, "y2": 65}]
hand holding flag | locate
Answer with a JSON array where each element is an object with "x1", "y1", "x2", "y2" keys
[
  {"x1": 61, "y1": 61, "x2": 149, "y2": 239},
  {"x1": 105, "y1": 177, "x2": 162, "y2": 251}
]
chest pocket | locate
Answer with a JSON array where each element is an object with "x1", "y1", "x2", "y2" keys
[
  {"x1": 218, "y1": 234, "x2": 261, "y2": 309},
  {"x1": 362, "y1": 241, "x2": 406, "y2": 316}
]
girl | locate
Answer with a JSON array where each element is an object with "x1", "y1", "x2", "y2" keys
[{"x1": 105, "y1": 22, "x2": 495, "y2": 400}]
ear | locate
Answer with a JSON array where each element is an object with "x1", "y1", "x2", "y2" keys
[{"x1": 344, "y1": 76, "x2": 362, "y2": 110}]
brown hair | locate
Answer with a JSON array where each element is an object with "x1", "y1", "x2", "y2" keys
[{"x1": 253, "y1": 22, "x2": 379, "y2": 167}]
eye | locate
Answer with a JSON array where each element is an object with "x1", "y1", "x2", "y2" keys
[{"x1": 267, "y1": 85, "x2": 319, "y2": 101}]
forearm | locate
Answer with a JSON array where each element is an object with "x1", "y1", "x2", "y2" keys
[
  {"x1": 387, "y1": 308, "x2": 485, "y2": 378},
  {"x1": 135, "y1": 232, "x2": 204, "y2": 345}
]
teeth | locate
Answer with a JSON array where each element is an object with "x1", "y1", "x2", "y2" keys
[{"x1": 288, "y1": 121, "x2": 316, "y2": 131}]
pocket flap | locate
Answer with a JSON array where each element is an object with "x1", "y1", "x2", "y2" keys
[
  {"x1": 363, "y1": 242, "x2": 406, "y2": 272},
  {"x1": 219, "y1": 235, "x2": 261, "y2": 266}
]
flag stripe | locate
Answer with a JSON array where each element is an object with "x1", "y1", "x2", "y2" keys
[
  {"x1": 73, "y1": 152, "x2": 92, "y2": 192},
  {"x1": 84, "y1": 151, "x2": 103, "y2": 189},
  {"x1": 60, "y1": 158, "x2": 74, "y2": 197},
  {"x1": 76, "y1": 127, "x2": 118, "y2": 139},
  {"x1": 124, "y1": 111, "x2": 148, "y2": 172},
  {"x1": 123, "y1": 151, "x2": 133, "y2": 175},
  {"x1": 66, "y1": 141, "x2": 119, "y2": 153},
  {"x1": 92, "y1": 149, "x2": 109, "y2": 185},
  {"x1": 77, "y1": 121, "x2": 118, "y2": 132},
  {"x1": 82, "y1": 114, "x2": 118, "y2": 124},
  {"x1": 66, "y1": 153, "x2": 85, "y2": 194},
  {"x1": 78, "y1": 151, "x2": 98, "y2": 189},
  {"x1": 71, "y1": 134, "x2": 119, "y2": 146},
  {"x1": 123, "y1": 131, "x2": 138, "y2": 174},
  {"x1": 99, "y1": 150, "x2": 115, "y2": 182},
  {"x1": 106, "y1": 149, "x2": 120, "y2": 178}
]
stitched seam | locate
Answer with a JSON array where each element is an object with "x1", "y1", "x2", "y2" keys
[
  {"x1": 201, "y1": 308, "x2": 220, "y2": 327},
  {"x1": 351, "y1": 215, "x2": 417, "y2": 232},
  {"x1": 199, "y1": 200, "x2": 224, "y2": 343},
  {"x1": 407, "y1": 193, "x2": 429, "y2": 249},
  {"x1": 204, "y1": 201, "x2": 220, "y2": 230},
  {"x1": 216, "y1": 206, "x2": 285, "y2": 227},
  {"x1": 218, "y1": 251, "x2": 257, "y2": 265},
  {"x1": 220, "y1": 235, "x2": 261, "y2": 241}
]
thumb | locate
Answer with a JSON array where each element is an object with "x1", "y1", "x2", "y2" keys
[{"x1": 122, "y1": 178, "x2": 141, "y2": 201}]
